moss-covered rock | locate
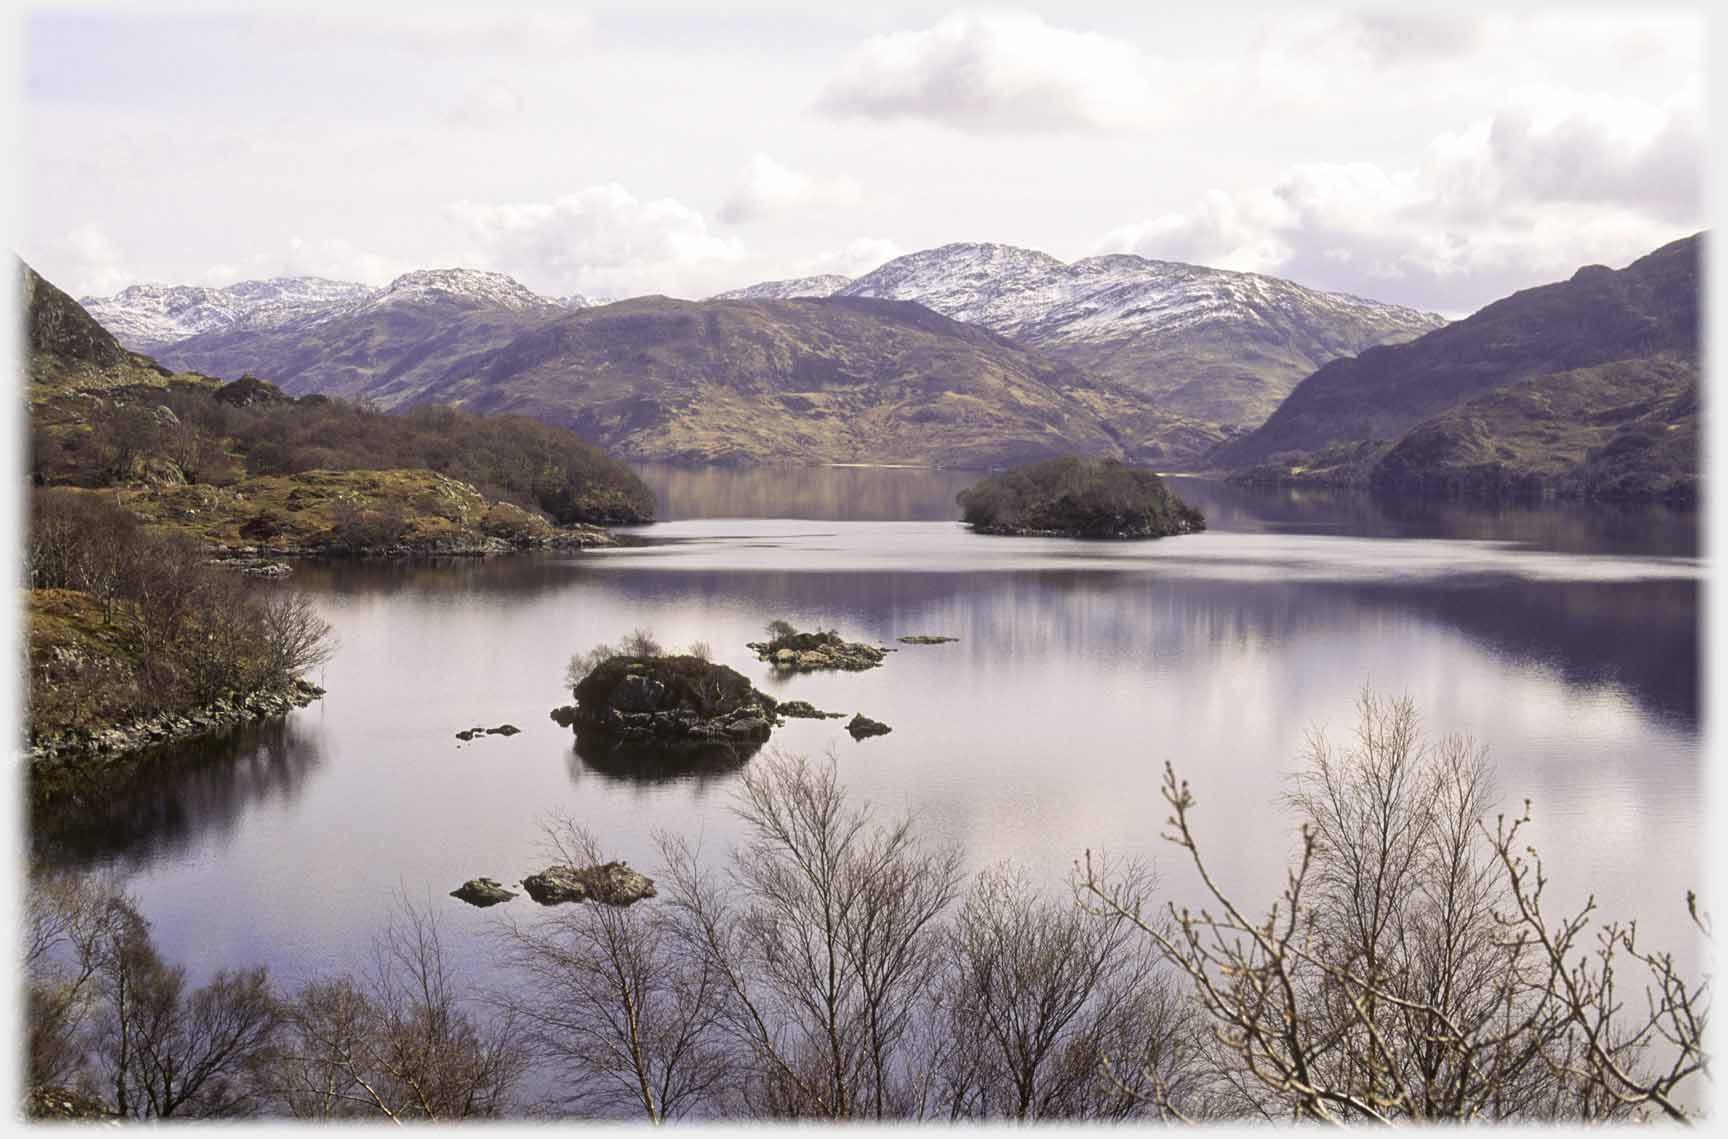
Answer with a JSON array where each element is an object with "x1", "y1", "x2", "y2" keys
[
  {"x1": 747, "y1": 628, "x2": 891, "y2": 672},
  {"x1": 521, "y1": 862, "x2": 657, "y2": 907}
]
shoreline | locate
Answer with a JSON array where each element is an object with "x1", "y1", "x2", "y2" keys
[{"x1": 27, "y1": 677, "x2": 326, "y2": 792}]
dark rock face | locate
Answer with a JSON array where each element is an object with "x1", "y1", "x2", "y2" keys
[
  {"x1": 450, "y1": 878, "x2": 517, "y2": 907},
  {"x1": 21, "y1": 259, "x2": 144, "y2": 370},
  {"x1": 213, "y1": 375, "x2": 293, "y2": 406},
  {"x1": 748, "y1": 631, "x2": 891, "y2": 672},
  {"x1": 847, "y1": 714, "x2": 892, "y2": 739},
  {"x1": 568, "y1": 655, "x2": 781, "y2": 743},
  {"x1": 897, "y1": 634, "x2": 958, "y2": 644},
  {"x1": 522, "y1": 862, "x2": 657, "y2": 906},
  {"x1": 958, "y1": 457, "x2": 1205, "y2": 539}
]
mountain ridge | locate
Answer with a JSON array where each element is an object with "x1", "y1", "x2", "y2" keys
[
  {"x1": 1218, "y1": 233, "x2": 1701, "y2": 501},
  {"x1": 83, "y1": 242, "x2": 1445, "y2": 434}
]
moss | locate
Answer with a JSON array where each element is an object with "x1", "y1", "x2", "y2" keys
[{"x1": 108, "y1": 468, "x2": 559, "y2": 551}]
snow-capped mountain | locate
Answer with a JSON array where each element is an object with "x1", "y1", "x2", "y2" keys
[
  {"x1": 82, "y1": 269, "x2": 579, "y2": 354},
  {"x1": 79, "y1": 277, "x2": 374, "y2": 353},
  {"x1": 709, "y1": 274, "x2": 852, "y2": 301},
  {"x1": 834, "y1": 243, "x2": 1448, "y2": 427},
  {"x1": 836, "y1": 242, "x2": 1444, "y2": 345},
  {"x1": 558, "y1": 293, "x2": 613, "y2": 309},
  {"x1": 358, "y1": 268, "x2": 560, "y2": 314}
]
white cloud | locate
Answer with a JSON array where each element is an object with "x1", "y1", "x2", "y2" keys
[
  {"x1": 1344, "y1": 11, "x2": 1483, "y2": 65},
  {"x1": 718, "y1": 154, "x2": 861, "y2": 225},
  {"x1": 445, "y1": 184, "x2": 746, "y2": 299},
  {"x1": 280, "y1": 236, "x2": 411, "y2": 286},
  {"x1": 447, "y1": 79, "x2": 526, "y2": 128},
  {"x1": 1099, "y1": 90, "x2": 1701, "y2": 314},
  {"x1": 790, "y1": 237, "x2": 906, "y2": 279},
  {"x1": 272, "y1": 11, "x2": 592, "y2": 60},
  {"x1": 817, "y1": 8, "x2": 1156, "y2": 134},
  {"x1": 36, "y1": 224, "x2": 132, "y2": 297}
]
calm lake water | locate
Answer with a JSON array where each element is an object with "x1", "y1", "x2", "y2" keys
[{"x1": 33, "y1": 469, "x2": 1705, "y2": 991}]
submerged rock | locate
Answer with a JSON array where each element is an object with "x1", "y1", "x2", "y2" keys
[
  {"x1": 778, "y1": 700, "x2": 845, "y2": 719},
  {"x1": 450, "y1": 877, "x2": 517, "y2": 907},
  {"x1": 456, "y1": 723, "x2": 522, "y2": 741},
  {"x1": 522, "y1": 861, "x2": 657, "y2": 907},
  {"x1": 847, "y1": 714, "x2": 892, "y2": 739},
  {"x1": 897, "y1": 634, "x2": 958, "y2": 644}
]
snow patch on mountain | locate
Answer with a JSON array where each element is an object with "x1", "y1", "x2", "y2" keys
[
  {"x1": 80, "y1": 277, "x2": 374, "y2": 353},
  {"x1": 362, "y1": 268, "x2": 559, "y2": 314},
  {"x1": 837, "y1": 242, "x2": 1446, "y2": 348},
  {"x1": 709, "y1": 274, "x2": 853, "y2": 301}
]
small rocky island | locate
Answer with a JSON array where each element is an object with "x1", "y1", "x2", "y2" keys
[
  {"x1": 956, "y1": 457, "x2": 1206, "y2": 539},
  {"x1": 747, "y1": 620, "x2": 891, "y2": 672},
  {"x1": 556, "y1": 641, "x2": 782, "y2": 752}
]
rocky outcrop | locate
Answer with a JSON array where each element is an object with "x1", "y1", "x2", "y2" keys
[
  {"x1": 897, "y1": 634, "x2": 958, "y2": 644},
  {"x1": 27, "y1": 677, "x2": 325, "y2": 767},
  {"x1": 522, "y1": 862, "x2": 657, "y2": 906},
  {"x1": 450, "y1": 878, "x2": 517, "y2": 907},
  {"x1": 566, "y1": 655, "x2": 782, "y2": 744},
  {"x1": 748, "y1": 630, "x2": 892, "y2": 672},
  {"x1": 778, "y1": 700, "x2": 845, "y2": 719},
  {"x1": 847, "y1": 714, "x2": 892, "y2": 739}
]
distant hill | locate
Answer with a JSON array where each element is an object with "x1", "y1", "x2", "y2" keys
[
  {"x1": 832, "y1": 243, "x2": 1446, "y2": 428},
  {"x1": 22, "y1": 258, "x2": 656, "y2": 547},
  {"x1": 80, "y1": 276, "x2": 374, "y2": 354},
  {"x1": 105, "y1": 243, "x2": 1443, "y2": 453},
  {"x1": 194, "y1": 289, "x2": 1220, "y2": 467},
  {"x1": 1219, "y1": 234, "x2": 1701, "y2": 502}
]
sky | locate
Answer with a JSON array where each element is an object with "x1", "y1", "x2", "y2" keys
[{"x1": 15, "y1": 2, "x2": 1709, "y2": 317}]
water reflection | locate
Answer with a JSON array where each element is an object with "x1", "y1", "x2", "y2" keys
[
  {"x1": 633, "y1": 461, "x2": 1698, "y2": 559},
  {"x1": 637, "y1": 461, "x2": 979, "y2": 522},
  {"x1": 567, "y1": 729, "x2": 762, "y2": 785},
  {"x1": 30, "y1": 717, "x2": 322, "y2": 869},
  {"x1": 27, "y1": 465, "x2": 1700, "y2": 1001}
]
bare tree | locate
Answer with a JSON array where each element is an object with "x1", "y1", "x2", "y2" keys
[
  {"x1": 88, "y1": 901, "x2": 281, "y2": 1119},
  {"x1": 255, "y1": 590, "x2": 337, "y2": 682},
  {"x1": 23, "y1": 868, "x2": 132, "y2": 1090},
  {"x1": 661, "y1": 752, "x2": 962, "y2": 1119},
  {"x1": 1079, "y1": 690, "x2": 1710, "y2": 1123},
  {"x1": 938, "y1": 862, "x2": 1197, "y2": 1120},
  {"x1": 496, "y1": 820, "x2": 732, "y2": 1120},
  {"x1": 269, "y1": 894, "x2": 526, "y2": 1120}
]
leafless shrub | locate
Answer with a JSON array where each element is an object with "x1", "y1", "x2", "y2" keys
[
  {"x1": 662, "y1": 752, "x2": 963, "y2": 1119},
  {"x1": 270, "y1": 894, "x2": 527, "y2": 1120},
  {"x1": 88, "y1": 899, "x2": 280, "y2": 1118},
  {"x1": 1079, "y1": 688, "x2": 1710, "y2": 1123},
  {"x1": 938, "y1": 862, "x2": 1200, "y2": 1120},
  {"x1": 496, "y1": 821, "x2": 732, "y2": 1120}
]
